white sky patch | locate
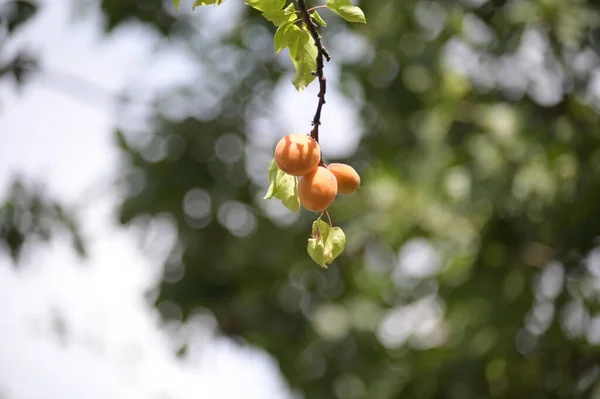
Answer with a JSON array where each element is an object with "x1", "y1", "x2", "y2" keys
[{"x1": 394, "y1": 237, "x2": 441, "y2": 280}]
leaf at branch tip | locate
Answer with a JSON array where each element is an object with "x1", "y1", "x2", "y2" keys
[
  {"x1": 292, "y1": 57, "x2": 317, "y2": 92},
  {"x1": 264, "y1": 159, "x2": 300, "y2": 213},
  {"x1": 245, "y1": 0, "x2": 285, "y2": 12},
  {"x1": 193, "y1": 0, "x2": 226, "y2": 8},
  {"x1": 173, "y1": 0, "x2": 180, "y2": 11},
  {"x1": 311, "y1": 10, "x2": 327, "y2": 27},
  {"x1": 274, "y1": 22, "x2": 300, "y2": 53},
  {"x1": 288, "y1": 30, "x2": 317, "y2": 91},
  {"x1": 262, "y1": 3, "x2": 296, "y2": 27},
  {"x1": 307, "y1": 219, "x2": 346, "y2": 268},
  {"x1": 326, "y1": 0, "x2": 367, "y2": 23}
]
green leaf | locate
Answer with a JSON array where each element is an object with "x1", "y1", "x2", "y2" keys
[
  {"x1": 326, "y1": 227, "x2": 346, "y2": 263},
  {"x1": 246, "y1": 0, "x2": 316, "y2": 90},
  {"x1": 274, "y1": 22, "x2": 300, "y2": 53},
  {"x1": 287, "y1": 28, "x2": 308, "y2": 59},
  {"x1": 307, "y1": 219, "x2": 346, "y2": 268},
  {"x1": 311, "y1": 10, "x2": 327, "y2": 27},
  {"x1": 264, "y1": 159, "x2": 300, "y2": 213},
  {"x1": 245, "y1": 0, "x2": 285, "y2": 12},
  {"x1": 308, "y1": 219, "x2": 330, "y2": 268},
  {"x1": 287, "y1": 29, "x2": 317, "y2": 91},
  {"x1": 262, "y1": 3, "x2": 296, "y2": 26},
  {"x1": 308, "y1": 236, "x2": 328, "y2": 268},
  {"x1": 292, "y1": 57, "x2": 317, "y2": 92},
  {"x1": 193, "y1": 0, "x2": 225, "y2": 8},
  {"x1": 326, "y1": 0, "x2": 366, "y2": 23},
  {"x1": 173, "y1": 0, "x2": 181, "y2": 11}
]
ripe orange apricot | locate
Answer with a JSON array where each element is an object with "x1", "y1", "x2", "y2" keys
[
  {"x1": 298, "y1": 166, "x2": 338, "y2": 212},
  {"x1": 327, "y1": 163, "x2": 361, "y2": 195},
  {"x1": 274, "y1": 134, "x2": 321, "y2": 177}
]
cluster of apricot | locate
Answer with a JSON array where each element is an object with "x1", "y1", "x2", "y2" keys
[{"x1": 274, "y1": 133, "x2": 360, "y2": 212}]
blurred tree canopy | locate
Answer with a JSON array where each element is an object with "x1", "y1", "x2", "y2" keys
[
  {"x1": 6, "y1": 0, "x2": 600, "y2": 397},
  {"x1": 0, "y1": 1, "x2": 85, "y2": 263},
  {"x1": 0, "y1": 0, "x2": 37, "y2": 89}
]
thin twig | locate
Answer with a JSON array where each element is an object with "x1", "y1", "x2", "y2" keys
[
  {"x1": 295, "y1": 5, "x2": 328, "y2": 13},
  {"x1": 325, "y1": 209, "x2": 333, "y2": 227},
  {"x1": 308, "y1": 5, "x2": 328, "y2": 13},
  {"x1": 297, "y1": 0, "x2": 330, "y2": 149}
]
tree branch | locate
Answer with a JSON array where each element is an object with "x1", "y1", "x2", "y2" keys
[{"x1": 296, "y1": 0, "x2": 330, "y2": 149}]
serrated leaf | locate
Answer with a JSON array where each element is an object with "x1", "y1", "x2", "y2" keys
[
  {"x1": 311, "y1": 10, "x2": 327, "y2": 26},
  {"x1": 274, "y1": 22, "x2": 299, "y2": 53},
  {"x1": 287, "y1": 28, "x2": 308, "y2": 59},
  {"x1": 264, "y1": 159, "x2": 300, "y2": 212},
  {"x1": 262, "y1": 3, "x2": 296, "y2": 26},
  {"x1": 173, "y1": 0, "x2": 181, "y2": 11},
  {"x1": 292, "y1": 57, "x2": 317, "y2": 92},
  {"x1": 307, "y1": 219, "x2": 346, "y2": 268},
  {"x1": 193, "y1": 0, "x2": 226, "y2": 8},
  {"x1": 326, "y1": 0, "x2": 366, "y2": 23},
  {"x1": 245, "y1": 0, "x2": 285, "y2": 12},
  {"x1": 287, "y1": 29, "x2": 317, "y2": 91}
]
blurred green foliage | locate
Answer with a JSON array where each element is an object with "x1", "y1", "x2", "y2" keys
[
  {"x1": 5, "y1": 0, "x2": 600, "y2": 397},
  {"x1": 0, "y1": 1, "x2": 38, "y2": 92},
  {"x1": 0, "y1": 2, "x2": 86, "y2": 263},
  {"x1": 0, "y1": 177, "x2": 86, "y2": 262}
]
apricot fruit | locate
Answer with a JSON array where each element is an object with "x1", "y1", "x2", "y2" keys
[
  {"x1": 327, "y1": 163, "x2": 361, "y2": 195},
  {"x1": 274, "y1": 134, "x2": 321, "y2": 177},
  {"x1": 298, "y1": 166, "x2": 338, "y2": 212}
]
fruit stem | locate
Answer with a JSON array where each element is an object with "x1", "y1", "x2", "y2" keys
[
  {"x1": 325, "y1": 209, "x2": 333, "y2": 227},
  {"x1": 295, "y1": 5, "x2": 328, "y2": 13},
  {"x1": 307, "y1": 5, "x2": 328, "y2": 13},
  {"x1": 297, "y1": 0, "x2": 330, "y2": 149}
]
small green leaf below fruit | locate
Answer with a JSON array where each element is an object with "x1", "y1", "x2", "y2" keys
[
  {"x1": 308, "y1": 236, "x2": 327, "y2": 267},
  {"x1": 311, "y1": 10, "x2": 327, "y2": 26},
  {"x1": 173, "y1": 0, "x2": 180, "y2": 11},
  {"x1": 264, "y1": 159, "x2": 300, "y2": 213},
  {"x1": 307, "y1": 219, "x2": 346, "y2": 268},
  {"x1": 327, "y1": 227, "x2": 346, "y2": 262},
  {"x1": 193, "y1": 0, "x2": 226, "y2": 8},
  {"x1": 326, "y1": 0, "x2": 367, "y2": 23}
]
